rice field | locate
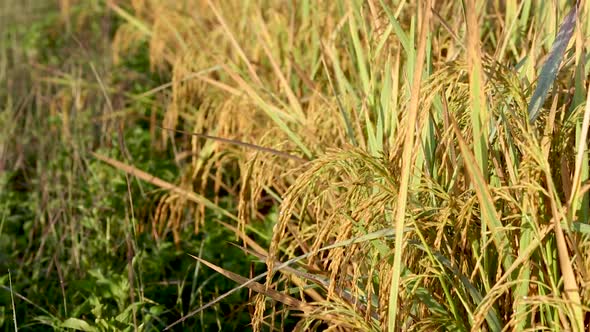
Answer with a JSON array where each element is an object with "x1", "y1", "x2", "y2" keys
[{"x1": 3, "y1": 0, "x2": 590, "y2": 330}]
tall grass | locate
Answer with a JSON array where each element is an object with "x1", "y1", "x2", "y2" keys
[{"x1": 4, "y1": 0, "x2": 590, "y2": 330}]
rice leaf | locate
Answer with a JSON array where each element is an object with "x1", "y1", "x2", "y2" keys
[{"x1": 528, "y1": 3, "x2": 578, "y2": 124}]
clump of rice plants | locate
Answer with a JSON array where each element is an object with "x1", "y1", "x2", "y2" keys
[{"x1": 111, "y1": 0, "x2": 590, "y2": 330}]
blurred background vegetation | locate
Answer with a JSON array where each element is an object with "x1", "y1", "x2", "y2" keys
[
  {"x1": 2, "y1": 0, "x2": 590, "y2": 331},
  {"x1": 0, "y1": 1, "x2": 258, "y2": 330}
]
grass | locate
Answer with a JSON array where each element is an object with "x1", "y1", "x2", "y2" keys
[{"x1": 3, "y1": 0, "x2": 590, "y2": 331}]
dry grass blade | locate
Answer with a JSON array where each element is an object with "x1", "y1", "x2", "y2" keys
[
  {"x1": 188, "y1": 255, "x2": 313, "y2": 312},
  {"x1": 8, "y1": 270, "x2": 17, "y2": 331},
  {"x1": 568, "y1": 59, "x2": 590, "y2": 208},
  {"x1": 159, "y1": 126, "x2": 308, "y2": 163},
  {"x1": 388, "y1": 1, "x2": 431, "y2": 330},
  {"x1": 164, "y1": 254, "x2": 315, "y2": 331},
  {"x1": 465, "y1": 0, "x2": 489, "y2": 178},
  {"x1": 556, "y1": 62, "x2": 590, "y2": 329},
  {"x1": 552, "y1": 211, "x2": 583, "y2": 330},
  {"x1": 229, "y1": 243, "x2": 326, "y2": 303},
  {"x1": 91, "y1": 152, "x2": 237, "y2": 221}
]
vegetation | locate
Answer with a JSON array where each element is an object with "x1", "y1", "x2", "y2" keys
[{"x1": 2, "y1": 0, "x2": 590, "y2": 330}]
